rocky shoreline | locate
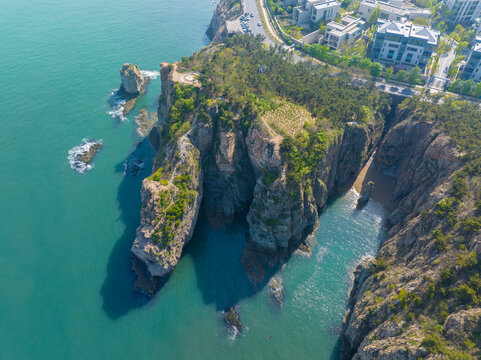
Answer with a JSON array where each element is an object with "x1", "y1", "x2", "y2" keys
[
  {"x1": 130, "y1": 52, "x2": 388, "y2": 294},
  {"x1": 125, "y1": 1, "x2": 481, "y2": 358}
]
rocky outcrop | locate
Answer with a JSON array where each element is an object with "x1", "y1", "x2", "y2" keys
[
  {"x1": 203, "y1": 119, "x2": 255, "y2": 223},
  {"x1": 77, "y1": 141, "x2": 102, "y2": 164},
  {"x1": 268, "y1": 275, "x2": 283, "y2": 306},
  {"x1": 133, "y1": 60, "x2": 387, "y2": 293},
  {"x1": 135, "y1": 107, "x2": 158, "y2": 137},
  {"x1": 206, "y1": 0, "x2": 243, "y2": 41},
  {"x1": 116, "y1": 63, "x2": 150, "y2": 117},
  {"x1": 120, "y1": 63, "x2": 146, "y2": 95},
  {"x1": 224, "y1": 306, "x2": 243, "y2": 333},
  {"x1": 357, "y1": 181, "x2": 374, "y2": 207},
  {"x1": 340, "y1": 114, "x2": 467, "y2": 359},
  {"x1": 131, "y1": 133, "x2": 202, "y2": 293},
  {"x1": 245, "y1": 117, "x2": 383, "y2": 268},
  {"x1": 374, "y1": 117, "x2": 461, "y2": 225},
  {"x1": 158, "y1": 62, "x2": 175, "y2": 121},
  {"x1": 68, "y1": 138, "x2": 103, "y2": 173}
]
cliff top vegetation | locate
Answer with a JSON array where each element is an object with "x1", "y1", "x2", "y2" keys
[
  {"x1": 179, "y1": 35, "x2": 391, "y2": 128},
  {"x1": 399, "y1": 95, "x2": 481, "y2": 160}
]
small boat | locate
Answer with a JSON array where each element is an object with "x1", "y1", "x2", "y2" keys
[{"x1": 210, "y1": 1, "x2": 216, "y2": 5}]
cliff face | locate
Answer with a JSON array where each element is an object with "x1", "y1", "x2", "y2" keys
[
  {"x1": 131, "y1": 60, "x2": 388, "y2": 292},
  {"x1": 206, "y1": 0, "x2": 243, "y2": 41},
  {"x1": 339, "y1": 111, "x2": 481, "y2": 359},
  {"x1": 120, "y1": 63, "x2": 146, "y2": 95},
  {"x1": 245, "y1": 119, "x2": 383, "y2": 264},
  {"x1": 203, "y1": 119, "x2": 255, "y2": 223},
  {"x1": 131, "y1": 133, "x2": 202, "y2": 293}
]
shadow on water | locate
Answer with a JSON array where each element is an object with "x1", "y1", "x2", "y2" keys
[
  {"x1": 184, "y1": 210, "x2": 259, "y2": 311},
  {"x1": 100, "y1": 138, "x2": 155, "y2": 319}
]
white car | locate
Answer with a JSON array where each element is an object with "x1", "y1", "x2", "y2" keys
[{"x1": 257, "y1": 22, "x2": 261, "y2": 26}]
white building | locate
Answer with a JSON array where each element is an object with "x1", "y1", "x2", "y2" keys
[
  {"x1": 358, "y1": 0, "x2": 431, "y2": 22},
  {"x1": 293, "y1": 0, "x2": 340, "y2": 25},
  {"x1": 371, "y1": 19, "x2": 439, "y2": 69},
  {"x1": 463, "y1": 37, "x2": 481, "y2": 81},
  {"x1": 442, "y1": 0, "x2": 481, "y2": 23},
  {"x1": 322, "y1": 16, "x2": 366, "y2": 49}
]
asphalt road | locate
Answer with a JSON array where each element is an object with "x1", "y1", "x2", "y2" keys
[
  {"x1": 241, "y1": 0, "x2": 275, "y2": 45},
  {"x1": 238, "y1": 0, "x2": 419, "y2": 98}
]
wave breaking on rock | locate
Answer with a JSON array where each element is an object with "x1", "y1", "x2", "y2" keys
[{"x1": 68, "y1": 138, "x2": 103, "y2": 173}]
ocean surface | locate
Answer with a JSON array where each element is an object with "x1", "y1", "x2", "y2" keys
[{"x1": 0, "y1": 1, "x2": 387, "y2": 358}]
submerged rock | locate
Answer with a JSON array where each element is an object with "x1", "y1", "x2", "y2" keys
[
  {"x1": 224, "y1": 307, "x2": 243, "y2": 333},
  {"x1": 135, "y1": 107, "x2": 158, "y2": 137},
  {"x1": 123, "y1": 157, "x2": 145, "y2": 177},
  {"x1": 268, "y1": 276, "x2": 283, "y2": 307},
  {"x1": 357, "y1": 181, "x2": 374, "y2": 207}
]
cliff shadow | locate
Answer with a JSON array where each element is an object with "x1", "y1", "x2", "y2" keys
[
  {"x1": 100, "y1": 138, "x2": 155, "y2": 319},
  {"x1": 185, "y1": 209, "x2": 261, "y2": 311}
]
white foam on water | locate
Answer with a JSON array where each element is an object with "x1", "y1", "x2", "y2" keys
[
  {"x1": 123, "y1": 158, "x2": 145, "y2": 176},
  {"x1": 68, "y1": 138, "x2": 103, "y2": 173},
  {"x1": 107, "y1": 87, "x2": 127, "y2": 121},
  {"x1": 227, "y1": 326, "x2": 240, "y2": 341},
  {"x1": 108, "y1": 105, "x2": 127, "y2": 121},
  {"x1": 141, "y1": 70, "x2": 160, "y2": 79}
]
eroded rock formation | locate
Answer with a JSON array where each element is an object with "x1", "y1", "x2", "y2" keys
[
  {"x1": 131, "y1": 61, "x2": 387, "y2": 293},
  {"x1": 120, "y1": 63, "x2": 146, "y2": 95}
]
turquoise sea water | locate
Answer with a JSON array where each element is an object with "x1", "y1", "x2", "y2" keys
[{"x1": 0, "y1": 1, "x2": 387, "y2": 358}]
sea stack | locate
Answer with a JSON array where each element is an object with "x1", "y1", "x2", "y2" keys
[
  {"x1": 357, "y1": 181, "x2": 374, "y2": 207},
  {"x1": 120, "y1": 63, "x2": 145, "y2": 95}
]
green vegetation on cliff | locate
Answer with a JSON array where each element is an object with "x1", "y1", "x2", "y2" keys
[
  {"x1": 399, "y1": 95, "x2": 481, "y2": 160},
  {"x1": 178, "y1": 36, "x2": 390, "y2": 191},
  {"x1": 180, "y1": 35, "x2": 390, "y2": 128},
  {"x1": 350, "y1": 94, "x2": 481, "y2": 359}
]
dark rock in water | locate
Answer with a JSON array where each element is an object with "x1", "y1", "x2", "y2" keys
[
  {"x1": 68, "y1": 139, "x2": 103, "y2": 173},
  {"x1": 77, "y1": 142, "x2": 102, "y2": 164},
  {"x1": 357, "y1": 181, "x2": 374, "y2": 207},
  {"x1": 297, "y1": 242, "x2": 312, "y2": 257},
  {"x1": 115, "y1": 63, "x2": 151, "y2": 117},
  {"x1": 123, "y1": 158, "x2": 145, "y2": 177},
  {"x1": 268, "y1": 276, "x2": 283, "y2": 307},
  {"x1": 224, "y1": 306, "x2": 242, "y2": 333}
]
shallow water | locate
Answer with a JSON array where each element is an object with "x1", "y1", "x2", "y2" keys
[{"x1": 0, "y1": 1, "x2": 387, "y2": 358}]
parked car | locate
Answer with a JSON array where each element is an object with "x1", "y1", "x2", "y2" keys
[
  {"x1": 257, "y1": 22, "x2": 261, "y2": 26},
  {"x1": 250, "y1": 12, "x2": 254, "y2": 16}
]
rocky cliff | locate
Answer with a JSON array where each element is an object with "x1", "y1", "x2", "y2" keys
[
  {"x1": 131, "y1": 39, "x2": 390, "y2": 292},
  {"x1": 340, "y1": 98, "x2": 481, "y2": 359},
  {"x1": 244, "y1": 118, "x2": 384, "y2": 270},
  {"x1": 120, "y1": 63, "x2": 146, "y2": 95},
  {"x1": 206, "y1": 0, "x2": 243, "y2": 41}
]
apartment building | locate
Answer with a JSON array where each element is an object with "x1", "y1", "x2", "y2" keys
[
  {"x1": 293, "y1": 0, "x2": 340, "y2": 25},
  {"x1": 358, "y1": 0, "x2": 431, "y2": 22},
  {"x1": 442, "y1": 0, "x2": 481, "y2": 23},
  {"x1": 322, "y1": 16, "x2": 366, "y2": 49},
  {"x1": 371, "y1": 19, "x2": 439, "y2": 70},
  {"x1": 463, "y1": 37, "x2": 481, "y2": 81}
]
